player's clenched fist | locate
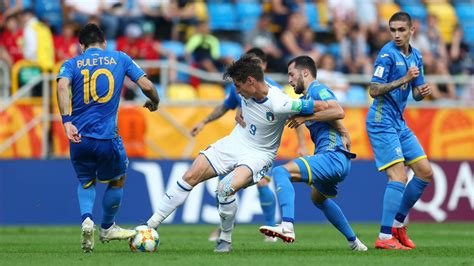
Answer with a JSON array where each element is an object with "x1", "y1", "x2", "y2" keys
[
  {"x1": 143, "y1": 100, "x2": 159, "y2": 112},
  {"x1": 404, "y1": 66, "x2": 419, "y2": 82},
  {"x1": 64, "y1": 122, "x2": 81, "y2": 143}
]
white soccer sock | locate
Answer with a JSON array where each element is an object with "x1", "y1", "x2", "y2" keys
[
  {"x1": 378, "y1": 233, "x2": 392, "y2": 240},
  {"x1": 147, "y1": 179, "x2": 193, "y2": 228},
  {"x1": 218, "y1": 194, "x2": 238, "y2": 243},
  {"x1": 393, "y1": 219, "x2": 404, "y2": 228}
]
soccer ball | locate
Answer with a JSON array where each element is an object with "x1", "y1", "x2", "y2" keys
[{"x1": 129, "y1": 225, "x2": 160, "y2": 252}]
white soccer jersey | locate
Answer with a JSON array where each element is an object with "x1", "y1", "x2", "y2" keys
[
  {"x1": 201, "y1": 83, "x2": 313, "y2": 182},
  {"x1": 231, "y1": 84, "x2": 304, "y2": 157}
]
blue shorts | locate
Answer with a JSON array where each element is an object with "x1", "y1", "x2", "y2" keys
[
  {"x1": 366, "y1": 122, "x2": 426, "y2": 171},
  {"x1": 70, "y1": 136, "x2": 128, "y2": 188},
  {"x1": 294, "y1": 150, "x2": 351, "y2": 198}
]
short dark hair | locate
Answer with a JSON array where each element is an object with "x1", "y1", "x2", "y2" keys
[
  {"x1": 389, "y1": 12, "x2": 412, "y2": 27},
  {"x1": 78, "y1": 23, "x2": 105, "y2": 48},
  {"x1": 246, "y1": 47, "x2": 267, "y2": 63},
  {"x1": 223, "y1": 54, "x2": 264, "y2": 83},
  {"x1": 287, "y1": 55, "x2": 317, "y2": 78}
]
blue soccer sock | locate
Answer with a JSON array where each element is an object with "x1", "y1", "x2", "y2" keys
[
  {"x1": 395, "y1": 176, "x2": 430, "y2": 224},
  {"x1": 314, "y1": 199, "x2": 356, "y2": 241},
  {"x1": 257, "y1": 184, "x2": 276, "y2": 226},
  {"x1": 380, "y1": 181, "x2": 405, "y2": 236},
  {"x1": 272, "y1": 166, "x2": 295, "y2": 223},
  {"x1": 77, "y1": 184, "x2": 96, "y2": 223},
  {"x1": 101, "y1": 185, "x2": 123, "y2": 229}
]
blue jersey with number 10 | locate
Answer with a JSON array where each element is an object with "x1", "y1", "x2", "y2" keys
[{"x1": 57, "y1": 47, "x2": 145, "y2": 139}]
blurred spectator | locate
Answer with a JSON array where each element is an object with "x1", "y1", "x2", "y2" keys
[
  {"x1": 138, "y1": 0, "x2": 173, "y2": 40},
  {"x1": 423, "y1": 51, "x2": 457, "y2": 100},
  {"x1": 0, "y1": 14, "x2": 24, "y2": 66},
  {"x1": 328, "y1": 0, "x2": 356, "y2": 24},
  {"x1": 65, "y1": 0, "x2": 124, "y2": 39},
  {"x1": 1, "y1": 0, "x2": 32, "y2": 26},
  {"x1": 244, "y1": 13, "x2": 286, "y2": 73},
  {"x1": 426, "y1": 13, "x2": 448, "y2": 65},
  {"x1": 116, "y1": 23, "x2": 143, "y2": 59},
  {"x1": 447, "y1": 25, "x2": 473, "y2": 75},
  {"x1": 20, "y1": 9, "x2": 54, "y2": 70},
  {"x1": 53, "y1": 22, "x2": 79, "y2": 62},
  {"x1": 139, "y1": 22, "x2": 177, "y2": 83},
  {"x1": 185, "y1": 20, "x2": 230, "y2": 73},
  {"x1": 355, "y1": 0, "x2": 377, "y2": 33},
  {"x1": 280, "y1": 12, "x2": 319, "y2": 62},
  {"x1": 172, "y1": 0, "x2": 206, "y2": 42},
  {"x1": 410, "y1": 19, "x2": 430, "y2": 54},
  {"x1": 340, "y1": 24, "x2": 371, "y2": 74},
  {"x1": 368, "y1": 25, "x2": 391, "y2": 59},
  {"x1": 270, "y1": 0, "x2": 303, "y2": 35},
  {"x1": 317, "y1": 53, "x2": 350, "y2": 102},
  {"x1": 376, "y1": 0, "x2": 400, "y2": 26}
]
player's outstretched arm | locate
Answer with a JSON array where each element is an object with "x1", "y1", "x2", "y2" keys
[
  {"x1": 287, "y1": 100, "x2": 344, "y2": 128},
  {"x1": 369, "y1": 66, "x2": 420, "y2": 98},
  {"x1": 412, "y1": 83, "x2": 431, "y2": 101},
  {"x1": 137, "y1": 76, "x2": 160, "y2": 112},
  {"x1": 57, "y1": 77, "x2": 81, "y2": 143},
  {"x1": 190, "y1": 103, "x2": 230, "y2": 137}
]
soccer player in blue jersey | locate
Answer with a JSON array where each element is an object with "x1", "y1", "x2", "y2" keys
[
  {"x1": 259, "y1": 56, "x2": 368, "y2": 251},
  {"x1": 56, "y1": 23, "x2": 160, "y2": 253},
  {"x1": 190, "y1": 48, "x2": 308, "y2": 242},
  {"x1": 367, "y1": 12, "x2": 433, "y2": 250}
]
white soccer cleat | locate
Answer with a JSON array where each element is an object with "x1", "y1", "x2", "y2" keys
[
  {"x1": 99, "y1": 223, "x2": 137, "y2": 243},
  {"x1": 81, "y1": 217, "x2": 95, "y2": 253},
  {"x1": 259, "y1": 224, "x2": 295, "y2": 243},
  {"x1": 350, "y1": 238, "x2": 368, "y2": 251}
]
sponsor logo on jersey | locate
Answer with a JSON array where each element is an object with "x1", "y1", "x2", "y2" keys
[
  {"x1": 380, "y1": 53, "x2": 389, "y2": 58},
  {"x1": 396, "y1": 61, "x2": 405, "y2": 66}
]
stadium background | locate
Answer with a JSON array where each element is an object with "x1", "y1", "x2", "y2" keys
[{"x1": 0, "y1": 0, "x2": 473, "y2": 227}]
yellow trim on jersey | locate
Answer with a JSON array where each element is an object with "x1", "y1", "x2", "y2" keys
[
  {"x1": 405, "y1": 155, "x2": 427, "y2": 166},
  {"x1": 311, "y1": 185, "x2": 336, "y2": 198},
  {"x1": 378, "y1": 158, "x2": 405, "y2": 171},
  {"x1": 299, "y1": 157, "x2": 313, "y2": 185}
]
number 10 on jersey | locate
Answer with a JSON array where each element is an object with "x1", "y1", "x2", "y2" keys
[{"x1": 81, "y1": 68, "x2": 115, "y2": 104}]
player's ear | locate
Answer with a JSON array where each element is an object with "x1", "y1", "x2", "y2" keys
[
  {"x1": 80, "y1": 44, "x2": 85, "y2": 54},
  {"x1": 102, "y1": 40, "x2": 107, "y2": 50}
]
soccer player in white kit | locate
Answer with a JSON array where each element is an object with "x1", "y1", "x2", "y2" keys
[{"x1": 147, "y1": 55, "x2": 328, "y2": 252}]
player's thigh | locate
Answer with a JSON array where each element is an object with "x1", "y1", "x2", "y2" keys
[
  {"x1": 367, "y1": 123, "x2": 404, "y2": 171},
  {"x1": 69, "y1": 137, "x2": 98, "y2": 187},
  {"x1": 294, "y1": 151, "x2": 349, "y2": 198},
  {"x1": 200, "y1": 136, "x2": 239, "y2": 177},
  {"x1": 96, "y1": 137, "x2": 129, "y2": 184},
  {"x1": 183, "y1": 154, "x2": 219, "y2": 186},
  {"x1": 400, "y1": 127, "x2": 428, "y2": 167}
]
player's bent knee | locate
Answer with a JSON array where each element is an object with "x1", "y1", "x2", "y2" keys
[
  {"x1": 182, "y1": 169, "x2": 202, "y2": 186},
  {"x1": 257, "y1": 177, "x2": 270, "y2": 187},
  {"x1": 417, "y1": 166, "x2": 433, "y2": 182},
  {"x1": 109, "y1": 175, "x2": 126, "y2": 188}
]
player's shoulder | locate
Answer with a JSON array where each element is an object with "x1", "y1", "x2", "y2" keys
[
  {"x1": 377, "y1": 42, "x2": 396, "y2": 60},
  {"x1": 264, "y1": 77, "x2": 283, "y2": 90}
]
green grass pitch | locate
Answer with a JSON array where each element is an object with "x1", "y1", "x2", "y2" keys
[{"x1": 0, "y1": 223, "x2": 472, "y2": 266}]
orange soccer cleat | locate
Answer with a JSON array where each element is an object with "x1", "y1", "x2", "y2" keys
[
  {"x1": 375, "y1": 237, "x2": 411, "y2": 250},
  {"x1": 392, "y1": 226, "x2": 416, "y2": 249}
]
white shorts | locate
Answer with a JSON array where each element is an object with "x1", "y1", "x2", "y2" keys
[{"x1": 200, "y1": 135, "x2": 274, "y2": 183}]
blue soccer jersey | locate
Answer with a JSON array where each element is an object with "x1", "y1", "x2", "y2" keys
[
  {"x1": 302, "y1": 80, "x2": 346, "y2": 154},
  {"x1": 57, "y1": 47, "x2": 145, "y2": 139},
  {"x1": 367, "y1": 41, "x2": 425, "y2": 128},
  {"x1": 223, "y1": 76, "x2": 283, "y2": 109}
]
